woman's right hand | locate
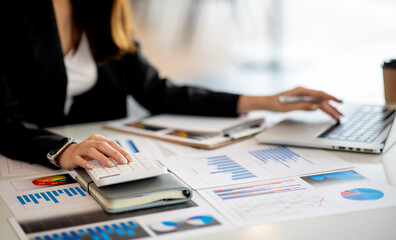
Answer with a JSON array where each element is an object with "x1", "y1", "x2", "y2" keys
[{"x1": 57, "y1": 134, "x2": 132, "y2": 170}]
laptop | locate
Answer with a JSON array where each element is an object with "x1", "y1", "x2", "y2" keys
[{"x1": 255, "y1": 104, "x2": 396, "y2": 153}]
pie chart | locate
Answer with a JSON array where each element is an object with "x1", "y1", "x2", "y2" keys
[
  {"x1": 186, "y1": 216, "x2": 214, "y2": 226},
  {"x1": 341, "y1": 188, "x2": 384, "y2": 201},
  {"x1": 149, "y1": 221, "x2": 178, "y2": 232}
]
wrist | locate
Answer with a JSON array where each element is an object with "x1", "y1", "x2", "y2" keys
[
  {"x1": 47, "y1": 137, "x2": 77, "y2": 168},
  {"x1": 237, "y1": 95, "x2": 271, "y2": 114},
  {"x1": 58, "y1": 143, "x2": 78, "y2": 170}
]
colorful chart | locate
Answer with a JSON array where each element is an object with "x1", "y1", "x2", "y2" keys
[
  {"x1": 149, "y1": 215, "x2": 220, "y2": 235},
  {"x1": 341, "y1": 188, "x2": 384, "y2": 201},
  {"x1": 302, "y1": 170, "x2": 364, "y2": 185},
  {"x1": 186, "y1": 216, "x2": 214, "y2": 226}
]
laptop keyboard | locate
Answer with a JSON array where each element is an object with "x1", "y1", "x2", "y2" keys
[{"x1": 319, "y1": 106, "x2": 395, "y2": 143}]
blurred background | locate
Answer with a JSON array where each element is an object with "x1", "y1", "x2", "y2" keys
[{"x1": 127, "y1": 0, "x2": 396, "y2": 116}]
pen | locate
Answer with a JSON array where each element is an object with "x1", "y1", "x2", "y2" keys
[
  {"x1": 278, "y1": 96, "x2": 322, "y2": 103},
  {"x1": 228, "y1": 127, "x2": 266, "y2": 140},
  {"x1": 32, "y1": 175, "x2": 68, "y2": 186}
]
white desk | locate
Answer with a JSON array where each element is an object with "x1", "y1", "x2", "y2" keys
[{"x1": 1, "y1": 121, "x2": 396, "y2": 240}]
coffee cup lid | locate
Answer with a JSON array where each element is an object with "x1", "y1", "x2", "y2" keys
[{"x1": 383, "y1": 59, "x2": 396, "y2": 69}]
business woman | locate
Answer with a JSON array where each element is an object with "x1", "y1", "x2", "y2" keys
[{"x1": 0, "y1": 0, "x2": 342, "y2": 170}]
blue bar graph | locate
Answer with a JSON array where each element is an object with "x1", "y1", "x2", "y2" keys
[
  {"x1": 87, "y1": 228, "x2": 100, "y2": 240},
  {"x1": 70, "y1": 231, "x2": 82, "y2": 240},
  {"x1": 127, "y1": 140, "x2": 139, "y2": 153},
  {"x1": 28, "y1": 194, "x2": 39, "y2": 204},
  {"x1": 75, "y1": 187, "x2": 86, "y2": 196},
  {"x1": 69, "y1": 188, "x2": 78, "y2": 195},
  {"x1": 112, "y1": 224, "x2": 125, "y2": 235},
  {"x1": 208, "y1": 155, "x2": 256, "y2": 181},
  {"x1": 17, "y1": 196, "x2": 26, "y2": 205},
  {"x1": 249, "y1": 146, "x2": 314, "y2": 168},
  {"x1": 23, "y1": 195, "x2": 31, "y2": 203},
  {"x1": 121, "y1": 223, "x2": 135, "y2": 235},
  {"x1": 32, "y1": 221, "x2": 147, "y2": 240},
  {"x1": 16, "y1": 186, "x2": 87, "y2": 206}
]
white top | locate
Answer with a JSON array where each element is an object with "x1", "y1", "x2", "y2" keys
[{"x1": 63, "y1": 33, "x2": 97, "y2": 115}]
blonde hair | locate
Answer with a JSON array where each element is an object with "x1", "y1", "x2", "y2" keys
[
  {"x1": 72, "y1": 0, "x2": 137, "y2": 63},
  {"x1": 111, "y1": 0, "x2": 137, "y2": 53}
]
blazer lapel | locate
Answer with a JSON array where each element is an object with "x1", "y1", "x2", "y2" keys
[{"x1": 25, "y1": 0, "x2": 67, "y2": 120}]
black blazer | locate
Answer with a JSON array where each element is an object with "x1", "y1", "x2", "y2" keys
[{"x1": 0, "y1": 0, "x2": 239, "y2": 168}]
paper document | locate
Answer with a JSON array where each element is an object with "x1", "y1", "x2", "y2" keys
[
  {"x1": 0, "y1": 173, "x2": 101, "y2": 220},
  {"x1": 140, "y1": 114, "x2": 264, "y2": 134},
  {"x1": 105, "y1": 115, "x2": 265, "y2": 149},
  {"x1": 10, "y1": 195, "x2": 232, "y2": 240},
  {"x1": 159, "y1": 145, "x2": 352, "y2": 189},
  {"x1": 0, "y1": 154, "x2": 62, "y2": 178},
  {"x1": 198, "y1": 170, "x2": 396, "y2": 227}
]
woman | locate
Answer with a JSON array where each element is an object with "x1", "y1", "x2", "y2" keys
[{"x1": 0, "y1": 0, "x2": 342, "y2": 170}]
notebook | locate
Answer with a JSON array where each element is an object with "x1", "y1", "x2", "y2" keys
[
  {"x1": 255, "y1": 104, "x2": 396, "y2": 153},
  {"x1": 105, "y1": 114, "x2": 265, "y2": 149},
  {"x1": 75, "y1": 168, "x2": 192, "y2": 213}
]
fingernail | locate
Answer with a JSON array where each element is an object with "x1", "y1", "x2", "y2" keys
[
  {"x1": 86, "y1": 162, "x2": 93, "y2": 170},
  {"x1": 126, "y1": 155, "x2": 133, "y2": 162},
  {"x1": 311, "y1": 104, "x2": 319, "y2": 110},
  {"x1": 107, "y1": 160, "x2": 115, "y2": 167},
  {"x1": 120, "y1": 157, "x2": 128, "y2": 165}
]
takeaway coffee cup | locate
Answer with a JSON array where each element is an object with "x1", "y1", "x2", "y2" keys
[{"x1": 383, "y1": 59, "x2": 396, "y2": 104}]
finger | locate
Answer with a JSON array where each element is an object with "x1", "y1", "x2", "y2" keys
[
  {"x1": 73, "y1": 155, "x2": 94, "y2": 170},
  {"x1": 89, "y1": 134, "x2": 111, "y2": 142},
  {"x1": 328, "y1": 103, "x2": 343, "y2": 116},
  {"x1": 320, "y1": 102, "x2": 341, "y2": 120},
  {"x1": 94, "y1": 141, "x2": 128, "y2": 165},
  {"x1": 291, "y1": 87, "x2": 342, "y2": 103},
  {"x1": 282, "y1": 102, "x2": 319, "y2": 112},
  {"x1": 86, "y1": 135, "x2": 130, "y2": 163},
  {"x1": 105, "y1": 140, "x2": 133, "y2": 162},
  {"x1": 86, "y1": 147, "x2": 115, "y2": 168}
]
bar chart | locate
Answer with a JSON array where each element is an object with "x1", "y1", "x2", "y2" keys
[
  {"x1": 29, "y1": 220, "x2": 149, "y2": 240},
  {"x1": 15, "y1": 183, "x2": 89, "y2": 210},
  {"x1": 208, "y1": 155, "x2": 256, "y2": 181},
  {"x1": 115, "y1": 139, "x2": 140, "y2": 153},
  {"x1": 159, "y1": 144, "x2": 352, "y2": 189},
  {"x1": 199, "y1": 178, "x2": 326, "y2": 226},
  {"x1": 248, "y1": 146, "x2": 314, "y2": 168}
]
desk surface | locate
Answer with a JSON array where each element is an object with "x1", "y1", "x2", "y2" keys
[{"x1": 1, "y1": 121, "x2": 396, "y2": 240}]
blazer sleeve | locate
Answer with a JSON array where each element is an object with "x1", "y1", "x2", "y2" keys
[
  {"x1": 123, "y1": 52, "x2": 241, "y2": 117},
  {"x1": 0, "y1": 71, "x2": 64, "y2": 169}
]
